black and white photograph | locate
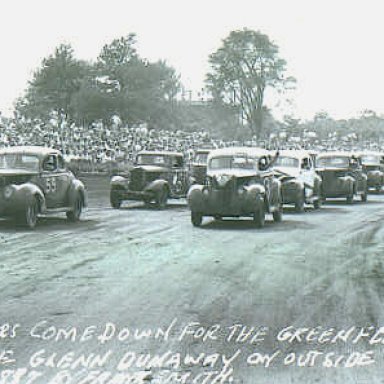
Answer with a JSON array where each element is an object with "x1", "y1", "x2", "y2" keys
[{"x1": 1, "y1": 1, "x2": 384, "y2": 383}]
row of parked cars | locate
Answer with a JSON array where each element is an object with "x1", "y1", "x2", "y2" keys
[{"x1": 0, "y1": 146, "x2": 383, "y2": 228}]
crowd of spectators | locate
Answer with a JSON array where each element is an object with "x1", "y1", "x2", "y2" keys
[
  {"x1": 1, "y1": 115, "x2": 380, "y2": 173},
  {"x1": 0, "y1": 116, "x2": 234, "y2": 172}
]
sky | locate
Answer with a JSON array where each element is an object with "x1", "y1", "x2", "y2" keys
[{"x1": 1, "y1": 0, "x2": 384, "y2": 121}]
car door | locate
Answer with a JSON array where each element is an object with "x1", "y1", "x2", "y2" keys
[
  {"x1": 55, "y1": 155, "x2": 71, "y2": 205},
  {"x1": 41, "y1": 154, "x2": 69, "y2": 208}
]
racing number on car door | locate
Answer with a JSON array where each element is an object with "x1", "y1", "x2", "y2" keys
[{"x1": 45, "y1": 177, "x2": 57, "y2": 193}]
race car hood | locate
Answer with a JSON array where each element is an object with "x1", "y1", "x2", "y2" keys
[
  {"x1": 315, "y1": 167, "x2": 349, "y2": 172},
  {"x1": 207, "y1": 169, "x2": 257, "y2": 178},
  {"x1": 0, "y1": 169, "x2": 39, "y2": 177},
  {"x1": 133, "y1": 165, "x2": 168, "y2": 173},
  {"x1": 273, "y1": 166, "x2": 300, "y2": 179}
]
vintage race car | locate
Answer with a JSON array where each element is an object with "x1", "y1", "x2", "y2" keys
[
  {"x1": 316, "y1": 151, "x2": 368, "y2": 203},
  {"x1": 190, "y1": 149, "x2": 211, "y2": 185},
  {"x1": 0, "y1": 146, "x2": 87, "y2": 228},
  {"x1": 357, "y1": 151, "x2": 384, "y2": 192},
  {"x1": 273, "y1": 150, "x2": 322, "y2": 212},
  {"x1": 187, "y1": 147, "x2": 282, "y2": 227},
  {"x1": 110, "y1": 150, "x2": 189, "y2": 208}
]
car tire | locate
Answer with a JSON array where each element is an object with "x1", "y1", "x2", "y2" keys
[
  {"x1": 313, "y1": 197, "x2": 322, "y2": 209},
  {"x1": 22, "y1": 197, "x2": 39, "y2": 229},
  {"x1": 155, "y1": 187, "x2": 168, "y2": 209},
  {"x1": 361, "y1": 189, "x2": 368, "y2": 202},
  {"x1": 272, "y1": 204, "x2": 283, "y2": 222},
  {"x1": 143, "y1": 197, "x2": 152, "y2": 207},
  {"x1": 67, "y1": 193, "x2": 83, "y2": 222},
  {"x1": 346, "y1": 194, "x2": 353, "y2": 204},
  {"x1": 253, "y1": 206, "x2": 265, "y2": 228},
  {"x1": 191, "y1": 212, "x2": 203, "y2": 227},
  {"x1": 110, "y1": 188, "x2": 122, "y2": 209},
  {"x1": 295, "y1": 192, "x2": 305, "y2": 213}
]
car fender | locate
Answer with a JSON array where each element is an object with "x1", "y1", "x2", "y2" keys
[
  {"x1": 339, "y1": 175, "x2": 355, "y2": 185},
  {"x1": 68, "y1": 179, "x2": 88, "y2": 207},
  {"x1": 110, "y1": 175, "x2": 127, "y2": 186},
  {"x1": 244, "y1": 183, "x2": 264, "y2": 204},
  {"x1": 144, "y1": 179, "x2": 169, "y2": 194},
  {"x1": 187, "y1": 184, "x2": 205, "y2": 211},
  {"x1": 8, "y1": 183, "x2": 46, "y2": 212}
]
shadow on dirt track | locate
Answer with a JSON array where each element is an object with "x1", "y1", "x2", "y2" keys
[
  {"x1": 0, "y1": 217, "x2": 99, "y2": 233},
  {"x1": 198, "y1": 217, "x2": 316, "y2": 232}
]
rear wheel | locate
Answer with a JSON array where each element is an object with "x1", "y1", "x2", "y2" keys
[
  {"x1": 110, "y1": 188, "x2": 122, "y2": 209},
  {"x1": 191, "y1": 212, "x2": 203, "y2": 227},
  {"x1": 346, "y1": 194, "x2": 353, "y2": 204},
  {"x1": 67, "y1": 194, "x2": 83, "y2": 222},
  {"x1": 21, "y1": 197, "x2": 39, "y2": 229}
]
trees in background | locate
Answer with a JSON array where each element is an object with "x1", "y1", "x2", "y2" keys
[
  {"x1": 206, "y1": 29, "x2": 295, "y2": 138},
  {"x1": 16, "y1": 35, "x2": 181, "y2": 129},
  {"x1": 16, "y1": 44, "x2": 89, "y2": 125},
  {"x1": 15, "y1": 29, "x2": 298, "y2": 140}
]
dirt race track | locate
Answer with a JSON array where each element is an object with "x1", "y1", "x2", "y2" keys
[{"x1": 2, "y1": 175, "x2": 384, "y2": 384}]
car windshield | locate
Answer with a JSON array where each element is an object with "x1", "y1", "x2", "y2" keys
[
  {"x1": 209, "y1": 155, "x2": 256, "y2": 170},
  {"x1": 317, "y1": 156, "x2": 350, "y2": 168},
  {"x1": 275, "y1": 156, "x2": 299, "y2": 168},
  {"x1": 136, "y1": 154, "x2": 169, "y2": 166},
  {"x1": 194, "y1": 152, "x2": 209, "y2": 165},
  {"x1": 361, "y1": 155, "x2": 381, "y2": 164},
  {"x1": 0, "y1": 153, "x2": 40, "y2": 171}
]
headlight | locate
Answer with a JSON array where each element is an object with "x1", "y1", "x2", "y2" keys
[{"x1": 3, "y1": 186, "x2": 14, "y2": 199}]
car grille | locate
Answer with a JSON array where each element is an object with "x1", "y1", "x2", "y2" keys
[
  {"x1": 129, "y1": 169, "x2": 162, "y2": 191},
  {"x1": 193, "y1": 166, "x2": 207, "y2": 184},
  {"x1": 211, "y1": 178, "x2": 235, "y2": 205}
]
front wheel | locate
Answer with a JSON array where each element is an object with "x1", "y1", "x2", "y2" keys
[
  {"x1": 272, "y1": 204, "x2": 283, "y2": 222},
  {"x1": 110, "y1": 188, "x2": 122, "y2": 209},
  {"x1": 155, "y1": 187, "x2": 168, "y2": 209},
  {"x1": 21, "y1": 197, "x2": 39, "y2": 229},
  {"x1": 294, "y1": 192, "x2": 305, "y2": 213},
  {"x1": 253, "y1": 205, "x2": 265, "y2": 228},
  {"x1": 191, "y1": 212, "x2": 203, "y2": 227},
  {"x1": 346, "y1": 194, "x2": 353, "y2": 204},
  {"x1": 313, "y1": 197, "x2": 322, "y2": 209},
  {"x1": 67, "y1": 194, "x2": 83, "y2": 222},
  {"x1": 361, "y1": 190, "x2": 368, "y2": 202}
]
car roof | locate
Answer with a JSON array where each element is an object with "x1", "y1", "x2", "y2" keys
[
  {"x1": 208, "y1": 146, "x2": 270, "y2": 160},
  {"x1": 317, "y1": 151, "x2": 354, "y2": 158},
  {"x1": 137, "y1": 150, "x2": 183, "y2": 157},
  {"x1": 0, "y1": 146, "x2": 61, "y2": 158},
  {"x1": 277, "y1": 149, "x2": 313, "y2": 160},
  {"x1": 356, "y1": 150, "x2": 383, "y2": 157},
  {"x1": 195, "y1": 148, "x2": 212, "y2": 154}
]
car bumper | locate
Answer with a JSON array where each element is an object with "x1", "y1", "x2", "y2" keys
[{"x1": 188, "y1": 187, "x2": 264, "y2": 216}]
